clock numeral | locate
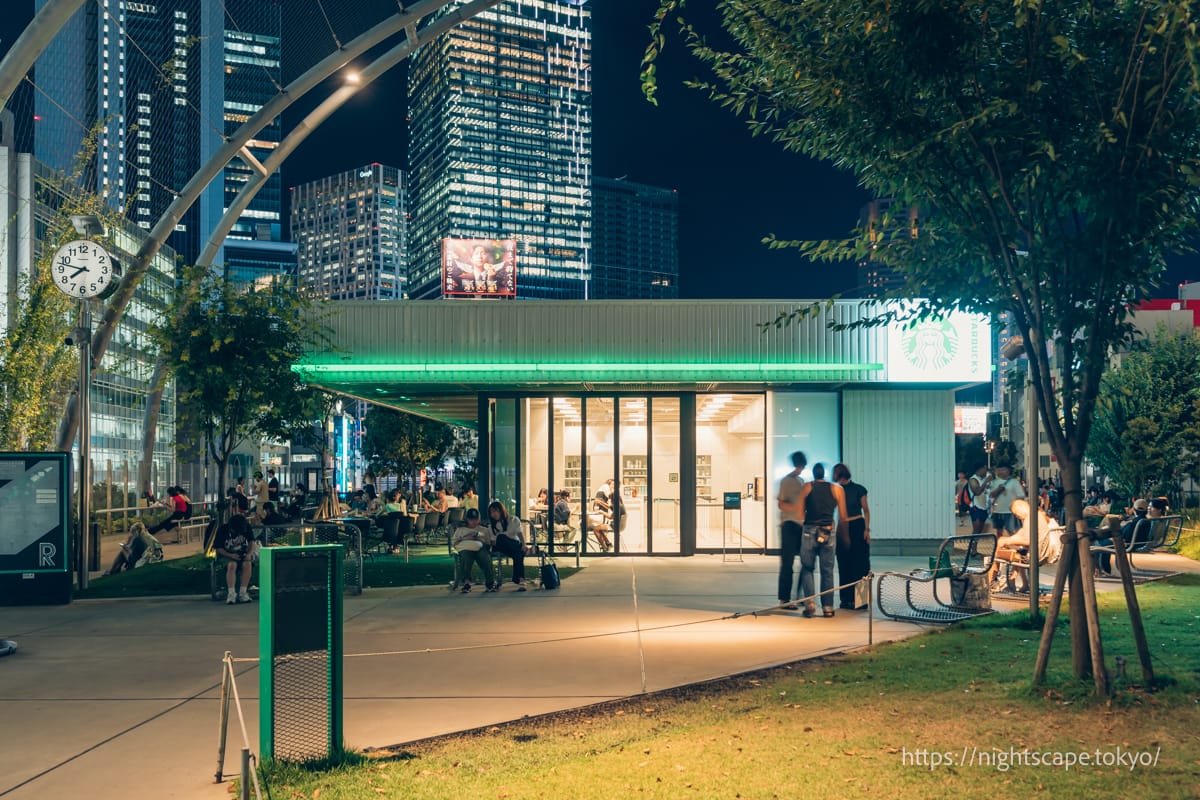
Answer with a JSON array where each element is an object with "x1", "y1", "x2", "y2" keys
[{"x1": 60, "y1": 276, "x2": 68, "y2": 284}]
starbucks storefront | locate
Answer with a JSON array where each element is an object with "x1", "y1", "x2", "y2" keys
[{"x1": 298, "y1": 300, "x2": 990, "y2": 555}]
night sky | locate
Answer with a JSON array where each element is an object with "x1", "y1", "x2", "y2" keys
[{"x1": 3, "y1": 2, "x2": 1195, "y2": 297}]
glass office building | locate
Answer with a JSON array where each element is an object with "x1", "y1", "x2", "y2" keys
[
  {"x1": 291, "y1": 164, "x2": 407, "y2": 300},
  {"x1": 407, "y1": 0, "x2": 591, "y2": 300},
  {"x1": 0, "y1": 138, "x2": 177, "y2": 487},
  {"x1": 591, "y1": 176, "x2": 679, "y2": 299}
]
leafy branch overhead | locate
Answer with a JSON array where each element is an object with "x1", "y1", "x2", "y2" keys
[{"x1": 643, "y1": 0, "x2": 1200, "y2": 469}]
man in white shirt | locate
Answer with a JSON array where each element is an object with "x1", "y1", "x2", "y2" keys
[{"x1": 988, "y1": 464, "x2": 1025, "y2": 536}]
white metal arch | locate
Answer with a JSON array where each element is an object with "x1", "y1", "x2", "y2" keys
[
  {"x1": 135, "y1": 0, "x2": 507, "y2": 486},
  {"x1": 37, "y1": 0, "x2": 498, "y2": 450}
]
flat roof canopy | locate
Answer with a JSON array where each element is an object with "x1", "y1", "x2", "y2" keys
[{"x1": 297, "y1": 299, "x2": 991, "y2": 426}]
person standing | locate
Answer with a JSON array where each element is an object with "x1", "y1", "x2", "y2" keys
[
  {"x1": 253, "y1": 471, "x2": 269, "y2": 512},
  {"x1": 833, "y1": 463, "x2": 871, "y2": 610},
  {"x1": 988, "y1": 464, "x2": 1025, "y2": 536},
  {"x1": 796, "y1": 463, "x2": 849, "y2": 617},
  {"x1": 776, "y1": 451, "x2": 807, "y2": 609},
  {"x1": 487, "y1": 500, "x2": 527, "y2": 591},
  {"x1": 267, "y1": 469, "x2": 280, "y2": 504},
  {"x1": 967, "y1": 463, "x2": 992, "y2": 534}
]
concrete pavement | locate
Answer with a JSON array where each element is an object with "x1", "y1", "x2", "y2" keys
[{"x1": 2, "y1": 550, "x2": 1196, "y2": 799}]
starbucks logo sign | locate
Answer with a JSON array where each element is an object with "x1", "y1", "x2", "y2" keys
[
  {"x1": 901, "y1": 319, "x2": 959, "y2": 372},
  {"x1": 886, "y1": 309, "x2": 989, "y2": 383}
]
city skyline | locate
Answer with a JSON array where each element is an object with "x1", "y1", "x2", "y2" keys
[{"x1": 3, "y1": 2, "x2": 1195, "y2": 298}]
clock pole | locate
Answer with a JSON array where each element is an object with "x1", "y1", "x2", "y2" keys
[
  {"x1": 76, "y1": 299, "x2": 92, "y2": 590},
  {"x1": 52, "y1": 224, "x2": 119, "y2": 590}
]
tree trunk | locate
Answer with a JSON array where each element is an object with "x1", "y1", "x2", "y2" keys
[
  {"x1": 1056, "y1": 456, "x2": 1093, "y2": 680},
  {"x1": 138, "y1": 361, "x2": 170, "y2": 499}
]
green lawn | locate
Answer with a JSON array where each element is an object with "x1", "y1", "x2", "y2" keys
[
  {"x1": 76, "y1": 548, "x2": 577, "y2": 598},
  {"x1": 261, "y1": 575, "x2": 1200, "y2": 800}
]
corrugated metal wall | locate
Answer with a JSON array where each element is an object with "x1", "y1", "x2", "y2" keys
[
  {"x1": 841, "y1": 390, "x2": 956, "y2": 540},
  {"x1": 313, "y1": 299, "x2": 887, "y2": 380}
]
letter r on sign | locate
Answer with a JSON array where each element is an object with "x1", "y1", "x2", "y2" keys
[{"x1": 39, "y1": 542, "x2": 57, "y2": 567}]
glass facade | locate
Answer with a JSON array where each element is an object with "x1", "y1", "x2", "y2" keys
[
  {"x1": 407, "y1": 0, "x2": 592, "y2": 300},
  {"x1": 24, "y1": 158, "x2": 178, "y2": 487},
  {"x1": 483, "y1": 392, "x2": 779, "y2": 555},
  {"x1": 291, "y1": 164, "x2": 407, "y2": 300},
  {"x1": 590, "y1": 177, "x2": 679, "y2": 299}
]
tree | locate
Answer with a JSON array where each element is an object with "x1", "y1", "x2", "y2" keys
[
  {"x1": 361, "y1": 407, "x2": 455, "y2": 492},
  {"x1": 1089, "y1": 327, "x2": 1200, "y2": 504},
  {"x1": 152, "y1": 269, "x2": 320, "y2": 507},
  {"x1": 262, "y1": 385, "x2": 340, "y2": 494},
  {"x1": 1, "y1": 127, "x2": 127, "y2": 451},
  {"x1": 644, "y1": 0, "x2": 1200, "y2": 689}
]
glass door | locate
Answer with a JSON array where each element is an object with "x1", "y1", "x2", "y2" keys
[
  {"x1": 651, "y1": 397, "x2": 681, "y2": 553},
  {"x1": 585, "y1": 397, "x2": 615, "y2": 553},
  {"x1": 619, "y1": 397, "x2": 649, "y2": 553}
]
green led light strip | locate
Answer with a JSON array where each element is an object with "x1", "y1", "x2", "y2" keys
[{"x1": 294, "y1": 361, "x2": 883, "y2": 377}]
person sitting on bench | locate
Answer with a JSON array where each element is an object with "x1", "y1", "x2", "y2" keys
[{"x1": 147, "y1": 486, "x2": 190, "y2": 536}]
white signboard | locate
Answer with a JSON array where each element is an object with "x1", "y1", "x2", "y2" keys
[{"x1": 887, "y1": 310, "x2": 991, "y2": 383}]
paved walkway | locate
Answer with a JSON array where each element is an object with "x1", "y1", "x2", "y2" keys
[{"x1": 2, "y1": 550, "x2": 1196, "y2": 800}]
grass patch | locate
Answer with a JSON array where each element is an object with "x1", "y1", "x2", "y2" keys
[
  {"x1": 260, "y1": 576, "x2": 1200, "y2": 800},
  {"x1": 76, "y1": 549, "x2": 579, "y2": 598},
  {"x1": 1173, "y1": 510, "x2": 1200, "y2": 562}
]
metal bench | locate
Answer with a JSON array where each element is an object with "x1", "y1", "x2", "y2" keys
[
  {"x1": 876, "y1": 533, "x2": 997, "y2": 624},
  {"x1": 209, "y1": 521, "x2": 363, "y2": 600},
  {"x1": 1092, "y1": 514, "x2": 1184, "y2": 583}
]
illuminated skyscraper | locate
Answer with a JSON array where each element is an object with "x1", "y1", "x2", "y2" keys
[
  {"x1": 291, "y1": 164, "x2": 407, "y2": 301},
  {"x1": 407, "y1": 0, "x2": 591, "y2": 300},
  {"x1": 32, "y1": 0, "x2": 288, "y2": 275}
]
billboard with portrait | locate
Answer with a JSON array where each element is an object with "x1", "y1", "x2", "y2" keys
[{"x1": 442, "y1": 238, "x2": 517, "y2": 297}]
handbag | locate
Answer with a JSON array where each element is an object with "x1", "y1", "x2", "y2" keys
[
  {"x1": 928, "y1": 550, "x2": 954, "y2": 578},
  {"x1": 853, "y1": 577, "x2": 870, "y2": 609},
  {"x1": 540, "y1": 558, "x2": 560, "y2": 590}
]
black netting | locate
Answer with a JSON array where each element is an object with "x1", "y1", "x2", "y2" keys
[
  {"x1": 875, "y1": 572, "x2": 990, "y2": 624},
  {"x1": 272, "y1": 650, "x2": 331, "y2": 762},
  {"x1": 262, "y1": 523, "x2": 363, "y2": 594}
]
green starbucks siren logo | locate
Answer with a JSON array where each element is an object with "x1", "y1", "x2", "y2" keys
[{"x1": 901, "y1": 319, "x2": 959, "y2": 373}]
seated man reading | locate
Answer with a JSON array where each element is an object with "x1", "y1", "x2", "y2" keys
[{"x1": 452, "y1": 508, "x2": 495, "y2": 593}]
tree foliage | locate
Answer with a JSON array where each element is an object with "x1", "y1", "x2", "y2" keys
[
  {"x1": 1089, "y1": 327, "x2": 1200, "y2": 501},
  {"x1": 644, "y1": 0, "x2": 1200, "y2": 511},
  {"x1": 362, "y1": 406, "x2": 455, "y2": 488},
  {"x1": 644, "y1": 0, "x2": 1200, "y2": 688},
  {"x1": 152, "y1": 269, "x2": 321, "y2": 500},
  {"x1": 0, "y1": 126, "x2": 127, "y2": 451}
]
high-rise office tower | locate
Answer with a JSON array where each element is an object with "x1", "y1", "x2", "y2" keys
[
  {"x1": 407, "y1": 0, "x2": 591, "y2": 300},
  {"x1": 590, "y1": 176, "x2": 678, "y2": 299},
  {"x1": 855, "y1": 198, "x2": 914, "y2": 298},
  {"x1": 33, "y1": 0, "x2": 288, "y2": 275},
  {"x1": 291, "y1": 164, "x2": 407, "y2": 301}
]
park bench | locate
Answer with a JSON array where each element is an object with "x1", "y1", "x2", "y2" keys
[
  {"x1": 1091, "y1": 514, "x2": 1184, "y2": 583},
  {"x1": 875, "y1": 533, "x2": 997, "y2": 624},
  {"x1": 173, "y1": 514, "x2": 210, "y2": 545},
  {"x1": 208, "y1": 521, "x2": 363, "y2": 601}
]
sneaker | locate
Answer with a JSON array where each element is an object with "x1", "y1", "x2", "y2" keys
[
  {"x1": 237, "y1": 590, "x2": 252, "y2": 603},
  {"x1": 461, "y1": 583, "x2": 472, "y2": 594},
  {"x1": 517, "y1": 584, "x2": 527, "y2": 592},
  {"x1": 485, "y1": 584, "x2": 499, "y2": 593},
  {"x1": 225, "y1": 591, "x2": 236, "y2": 605}
]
